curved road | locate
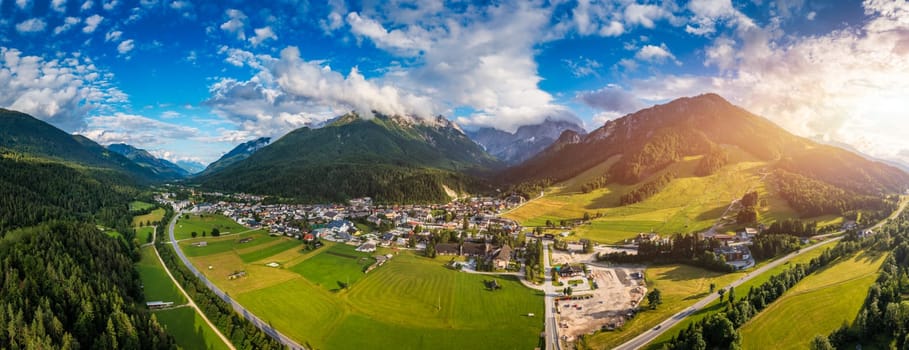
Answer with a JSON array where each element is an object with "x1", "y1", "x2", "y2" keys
[
  {"x1": 168, "y1": 211, "x2": 305, "y2": 350},
  {"x1": 615, "y1": 196, "x2": 908, "y2": 350}
]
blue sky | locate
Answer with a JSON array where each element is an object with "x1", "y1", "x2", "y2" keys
[{"x1": 1, "y1": 0, "x2": 908, "y2": 167}]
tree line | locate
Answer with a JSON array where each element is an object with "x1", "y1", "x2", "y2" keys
[{"x1": 620, "y1": 171, "x2": 677, "y2": 206}]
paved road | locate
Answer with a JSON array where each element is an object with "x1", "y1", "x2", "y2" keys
[
  {"x1": 150, "y1": 227, "x2": 236, "y2": 350},
  {"x1": 168, "y1": 211, "x2": 306, "y2": 350},
  {"x1": 615, "y1": 197, "x2": 908, "y2": 350},
  {"x1": 613, "y1": 236, "x2": 843, "y2": 350},
  {"x1": 542, "y1": 241, "x2": 561, "y2": 350}
]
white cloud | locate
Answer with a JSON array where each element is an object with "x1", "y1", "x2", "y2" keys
[
  {"x1": 83, "y1": 14, "x2": 104, "y2": 33},
  {"x1": 105, "y1": 30, "x2": 122, "y2": 42},
  {"x1": 624, "y1": 3, "x2": 673, "y2": 29},
  {"x1": 54, "y1": 17, "x2": 81, "y2": 35},
  {"x1": 249, "y1": 26, "x2": 278, "y2": 47},
  {"x1": 220, "y1": 9, "x2": 247, "y2": 40},
  {"x1": 685, "y1": 0, "x2": 745, "y2": 36},
  {"x1": 79, "y1": 113, "x2": 199, "y2": 146},
  {"x1": 806, "y1": 11, "x2": 816, "y2": 20},
  {"x1": 170, "y1": 0, "x2": 189, "y2": 10},
  {"x1": 81, "y1": 0, "x2": 93, "y2": 11},
  {"x1": 15, "y1": 18, "x2": 47, "y2": 33},
  {"x1": 102, "y1": 0, "x2": 118, "y2": 11},
  {"x1": 117, "y1": 39, "x2": 134, "y2": 54},
  {"x1": 562, "y1": 56, "x2": 602, "y2": 77},
  {"x1": 627, "y1": 0, "x2": 909, "y2": 164},
  {"x1": 16, "y1": 0, "x2": 29, "y2": 10},
  {"x1": 346, "y1": 12, "x2": 431, "y2": 55},
  {"x1": 0, "y1": 47, "x2": 127, "y2": 131},
  {"x1": 51, "y1": 0, "x2": 67, "y2": 13},
  {"x1": 635, "y1": 44, "x2": 676, "y2": 63}
]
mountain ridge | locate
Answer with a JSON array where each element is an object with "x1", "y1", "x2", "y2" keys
[
  {"x1": 107, "y1": 143, "x2": 190, "y2": 179},
  {"x1": 467, "y1": 118, "x2": 586, "y2": 164}
]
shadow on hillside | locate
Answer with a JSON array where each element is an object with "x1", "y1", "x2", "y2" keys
[{"x1": 695, "y1": 205, "x2": 727, "y2": 221}]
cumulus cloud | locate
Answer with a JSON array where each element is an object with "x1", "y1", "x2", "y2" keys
[
  {"x1": 635, "y1": 44, "x2": 677, "y2": 63},
  {"x1": 346, "y1": 12, "x2": 431, "y2": 55},
  {"x1": 567, "y1": 0, "x2": 679, "y2": 37},
  {"x1": 249, "y1": 26, "x2": 277, "y2": 46},
  {"x1": 79, "y1": 113, "x2": 198, "y2": 146},
  {"x1": 626, "y1": 0, "x2": 909, "y2": 163},
  {"x1": 117, "y1": 39, "x2": 134, "y2": 54},
  {"x1": 0, "y1": 47, "x2": 127, "y2": 131},
  {"x1": 15, "y1": 18, "x2": 47, "y2": 33},
  {"x1": 220, "y1": 9, "x2": 247, "y2": 40},
  {"x1": 105, "y1": 30, "x2": 122, "y2": 42},
  {"x1": 562, "y1": 56, "x2": 602, "y2": 77},
  {"x1": 54, "y1": 17, "x2": 81, "y2": 35},
  {"x1": 51, "y1": 0, "x2": 67, "y2": 13},
  {"x1": 577, "y1": 85, "x2": 646, "y2": 115},
  {"x1": 83, "y1": 14, "x2": 103, "y2": 33}
]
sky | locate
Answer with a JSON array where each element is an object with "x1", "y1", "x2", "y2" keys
[{"x1": 1, "y1": 0, "x2": 908, "y2": 167}]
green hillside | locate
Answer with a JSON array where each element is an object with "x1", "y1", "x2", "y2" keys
[
  {"x1": 196, "y1": 113, "x2": 500, "y2": 203},
  {"x1": 0, "y1": 109, "x2": 161, "y2": 182},
  {"x1": 503, "y1": 94, "x2": 908, "y2": 238}
]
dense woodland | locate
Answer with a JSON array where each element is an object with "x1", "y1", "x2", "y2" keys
[{"x1": 597, "y1": 234, "x2": 734, "y2": 272}]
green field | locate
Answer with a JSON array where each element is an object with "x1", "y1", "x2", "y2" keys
[
  {"x1": 133, "y1": 208, "x2": 166, "y2": 227},
  {"x1": 174, "y1": 213, "x2": 248, "y2": 241},
  {"x1": 504, "y1": 147, "x2": 826, "y2": 244},
  {"x1": 154, "y1": 307, "x2": 230, "y2": 350},
  {"x1": 645, "y1": 239, "x2": 840, "y2": 349},
  {"x1": 237, "y1": 252, "x2": 543, "y2": 349},
  {"x1": 739, "y1": 251, "x2": 886, "y2": 349},
  {"x1": 137, "y1": 246, "x2": 186, "y2": 304},
  {"x1": 239, "y1": 239, "x2": 302, "y2": 263},
  {"x1": 289, "y1": 243, "x2": 376, "y2": 290},
  {"x1": 179, "y1": 230, "x2": 276, "y2": 257},
  {"x1": 188, "y1": 243, "x2": 543, "y2": 350},
  {"x1": 589, "y1": 264, "x2": 748, "y2": 349},
  {"x1": 130, "y1": 200, "x2": 156, "y2": 211}
]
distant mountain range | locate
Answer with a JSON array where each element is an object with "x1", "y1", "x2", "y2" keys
[
  {"x1": 194, "y1": 113, "x2": 499, "y2": 203},
  {"x1": 107, "y1": 143, "x2": 190, "y2": 180},
  {"x1": 175, "y1": 160, "x2": 207, "y2": 175},
  {"x1": 198, "y1": 137, "x2": 271, "y2": 177},
  {"x1": 466, "y1": 119, "x2": 586, "y2": 164}
]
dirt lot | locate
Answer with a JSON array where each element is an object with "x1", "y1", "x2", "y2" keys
[{"x1": 551, "y1": 249, "x2": 646, "y2": 342}]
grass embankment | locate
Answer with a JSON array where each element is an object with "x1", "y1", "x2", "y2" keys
[{"x1": 739, "y1": 251, "x2": 886, "y2": 349}]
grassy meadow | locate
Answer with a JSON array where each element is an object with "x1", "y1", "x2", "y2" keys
[
  {"x1": 133, "y1": 208, "x2": 166, "y2": 227},
  {"x1": 137, "y1": 246, "x2": 186, "y2": 304},
  {"x1": 739, "y1": 251, "x2": 886, "y2": 349},
  {"x1": 154, "y1": 307, "x2": 231, "y2": 350},
  {"x1": 504, "y1": 147, "x2": 832, "y2": 244},
  {"x1": 174, "y1": 213, "x2": 248, "y2": 241},
  {"x1": 183, "y1": 239, "x2": 544, "y2": 350}
]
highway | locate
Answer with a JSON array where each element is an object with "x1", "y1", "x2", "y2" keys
[{"x1": 167, "y1": 210, "x2": 306, "y2": 350}]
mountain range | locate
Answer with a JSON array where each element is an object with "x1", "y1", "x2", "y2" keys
[
  {"x1": 193, "y1": 113, "x2": 499, "y2": 203},
  {"x1": 504, "y1": 93, "x2": 909, "y2": 217},
  {"x1": 466, "y1": 119, "x2": 587, "y2": 164},
  {"x1": 198, "y1": 137, "x2": 271, "y2": 177},
  {"x1": 107, "y1": 143, "x2": 190, "y2": 179}
]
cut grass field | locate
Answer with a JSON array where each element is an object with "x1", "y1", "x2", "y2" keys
[
  {"x1": 133, "y1": 208, "x2": 165, "y2": 227},
  {"x1": 186, "y1": 241, "x2": 544, "y2": 350},
  {"x1": 179, "y1": 230, "x2": 275, "y2": 257},
  {"x1": 503, "y1": 147, "x2": 830, "y2": 244},
  {"x1": 289, "y1": 243, "x2": 375, "y2": 290},
  {"x1": 238, "y1": 239, "x2": 302, "y2": 263},
  {"x1": 130, "y1": 200, "x2": 156, "y2": 211},
  {"x1": 137, "y1": 246, "x2": 186, "y2": 304},
  {"x1": 154, "y1": 307, "x2": 230, "y2": 350},
  {"x1": 739, "y1": 250, "x2": 886, "y2": 349},
  {"x1": 174, "y1": 213, "x2": 248, "y2": 241},
  {"x1": 645, "y1": 239, "x2": 840, "y2": 349},
  {"x1": 588, "y1": 264, "x2": 748, "y2": 349}
]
